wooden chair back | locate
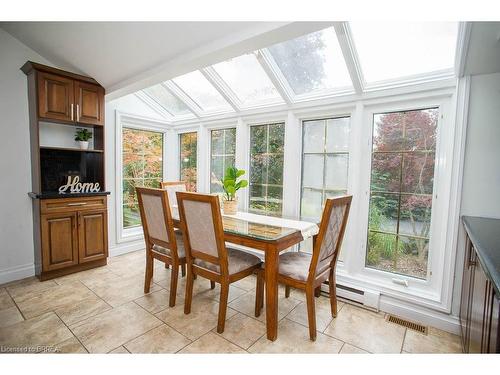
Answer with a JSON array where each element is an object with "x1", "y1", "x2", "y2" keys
[
  {"x1": 136, "y1": 187, "x2": 180, "y2": 260},
  {"x1": 160, "y1": 181, "x2": 187, "y2": 209},
  {"x1": 176, "y1": 192, "x2": 229, "y2": 275},
  {"x1": 308, "y1": 195, "x2": 352, "y2": 281}
]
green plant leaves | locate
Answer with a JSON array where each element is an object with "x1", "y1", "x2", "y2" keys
[{"x1": 222, "y1": 165, "x2": 248, "y2": 200}]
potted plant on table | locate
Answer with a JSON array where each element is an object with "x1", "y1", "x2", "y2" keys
[
  {"x1": 221, "y1": 166, "x2": 248, "y2": 215},
  {"x1": 74, "y1": 128, "x2": 92, "y2": 150}
]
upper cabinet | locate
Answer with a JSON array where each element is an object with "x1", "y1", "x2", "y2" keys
[{"x1": 22, "y1": 61, "x2": 105, "y2": 126}]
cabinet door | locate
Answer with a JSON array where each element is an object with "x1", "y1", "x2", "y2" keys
[
  {"x1": 38, "y1": 72, "x2": 74, "y2": 122},
  {"x1": 75, "y1": 81, "x2": 104, "y2": 126},
  {"x1": 489, "y1": 293, "x2": 500, "y2": 353},
  {"x1": 459, "y1": 237, "x2": 474, "y2": 351},
  {"x1": 469, "y1": 252, "x2": 488, "y2": 353},
  {"x1": 78, "y1": 209, "x2": 108, "y2": 263},
  {"x1": 41, "y1": 212, "x2": 79, "y2": 271}
]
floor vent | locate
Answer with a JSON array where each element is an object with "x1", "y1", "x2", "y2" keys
[{"x1": 386, "y1": 315, "x2": 428, "y2": 334}]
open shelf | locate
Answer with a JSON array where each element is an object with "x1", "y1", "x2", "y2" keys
[{"x1": 40, "y1": 146, "x2": 104, "y2": 153}]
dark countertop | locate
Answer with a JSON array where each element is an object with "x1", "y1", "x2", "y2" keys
[
  {"x1": 28, "y1": 191, "x2": 111, "y2": 199},
  {"x1": 463, "y1": 216, "x2": 500, "y2": 296}
]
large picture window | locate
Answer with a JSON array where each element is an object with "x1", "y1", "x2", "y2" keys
[
  {"x1": 210, "y1": 128, "x2": 236, "y2": 193},
  {"x1": 122, "y1": 127, "x2": 164, "y2": 228},
  {"x1": 300, "y1": 117, "x2": 350, "y2": 222},
  {"x1": 179, "y1": 132, "x2": 197, "y2": 191},
  {"x1": 366, "y1": 108, "x2": 438, "y2": 279},
  {"x1": 249, "y1": 123, "x2": 285, "y2": 216}
]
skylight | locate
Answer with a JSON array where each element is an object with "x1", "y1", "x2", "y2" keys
[
  {"x1": 142, "y1": 84, "x2": 192, "y2": 117},
  {"x1": 172, "y1": 70, "x2": 233, "y2": 113},
  {"x1": 349, "y1": 22, "x2": 459, "y2": 84},
  {"x1": 266, "y1": 27, "x2": 353, "y2": 97},
  {"x1": 212, "y1": 53, "x2": 284, "y2": 107}
]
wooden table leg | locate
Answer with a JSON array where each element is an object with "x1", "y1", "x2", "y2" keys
[{"x1": 265, "y1": 249, "x2": 279, "y2": 341}]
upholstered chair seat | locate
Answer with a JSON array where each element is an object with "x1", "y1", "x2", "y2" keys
[
  {"x1": 194, "y1": 248, "x2": 261, "y2": 275},
  {"x1": 152, "y1": 231, "x2": 186, "y2": 258},
  {"x1": 278, "y1": 252, "x2": 312, "y2": 281}
]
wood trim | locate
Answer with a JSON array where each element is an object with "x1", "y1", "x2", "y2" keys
[
  {"x1": 40, "y1": 196, "x2": 107, "y2": 214},
  {"x1": 21, "y1": 61, "x2": 102, "y2": 86}
]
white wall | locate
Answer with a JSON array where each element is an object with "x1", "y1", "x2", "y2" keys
[
  {"x1": 451, "y1": 72, "x2": 500, "y2": 315},
  {"x1": 105, "y1": 94, "x2": 167, "y2": 257},
  {"x1": 0, "y1": 29, "x2": 57, "y2": 283}
]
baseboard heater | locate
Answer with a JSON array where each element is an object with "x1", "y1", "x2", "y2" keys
[{"x1": 321, "y1": 281, "x2": 381, "y2": 311}]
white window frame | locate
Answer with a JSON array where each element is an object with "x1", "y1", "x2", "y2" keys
[{"x1": 115, "y1": 111, "x2": 171, "y2": 243}]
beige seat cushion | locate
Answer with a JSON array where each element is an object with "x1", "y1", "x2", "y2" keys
[
  {"x1": 194, "y1": 248, "x2": 261, "y2": 275},
  {"x1": 278, "y1": 252, "x2": 312, "y2": 281},
  {"x1": 152, "y1": 231, "x2": 185, "y2": 258}
]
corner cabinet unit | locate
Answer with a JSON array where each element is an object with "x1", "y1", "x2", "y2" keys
[
  {"x1": 22, "y1": 61, "x2": 110, "y2": 280},
  {"x1": 459, "y1": 216, "x2": 500, "y2": 353}
]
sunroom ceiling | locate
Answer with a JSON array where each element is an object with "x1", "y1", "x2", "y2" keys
[{"x1": 137, "y1": 21, "x2": 459, "y2": 121}]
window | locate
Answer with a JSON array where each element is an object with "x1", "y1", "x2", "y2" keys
[
  {"x1": 173, "y1": 71, "x2": 233, "y2": 113},
  {"x1": 366, "y1": 108, "x2": 438, "y2": 279},
  {"x1": 249, "y1": 123, "x2": 285, "y2": 216},
  {"x1": 210, "y1": 128, "x2": 236, "y2": 193},
  {"x1": 179, "y1": 132, "x2": 197, "y2": 191},
  {"x1": 267, "y1": 27, "x2": 352, "y2": 97},
  {"x1": 349, "y1": 22, "x2": 458, "y2": 84},
  {"x1": 122, "y1": 127, "x2": 163, "y2": 228},
  {"x1": 301, "y1": 117, "x2": 350, "y2": 222},
  {"x1": 142, "y1": 84, "x2": 192, "y2": 117},
  {"x1": 212, "y1": 53, "x2": 283, "y2": 107}
]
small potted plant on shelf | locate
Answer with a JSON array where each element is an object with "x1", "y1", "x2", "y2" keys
[
  {"x1": 221, "y1": 166, "x2": 248, "y2": 215},
  {"x1": 74, "y1": 128, "x2": 92, "y2": 150}
]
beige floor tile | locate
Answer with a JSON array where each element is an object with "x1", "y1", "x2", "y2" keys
[
  {"x1": 172, "y1": 276, "x2": 216, "y2": 297},
  {"x1": 0, "y1": 312, "x2": 73, "y2": 352},
  {"x1": 248, "y1": 319, "x2": 343, "y2": 353},
  {"x1": 215, "y1": 313, "x2": 266, "y2": 350},
  {"x1": 155, "y1": 297, "x2": 237, "y2": 340},
  {"x1": 53, "y1": 266, "x2": 118, "y2": 286},
  {"x1": 71, "y1": 302, "x2": 163, "y2": 353},
  {"x1": 231, "y1": 275, "x2": 258, "y2": 291},
  {"x1": 340, "y1": 343, "x2": 370, "y2": 354},
  {"x1": 86, "y1": 275, "x2": 161, "y2": 307},
  {"x1": 55, "y1": 295, "x2": 112, "y2": 326},
  {"x1": 229, "y1": 291, "x2": 301, "y2": 323},
  {"x1": 6, "y1": 278, "x2": 58, "y2": 303},
  {"x1": 286, "y1": 300, "x2": 336, "y2": 332},
  {"x1": 124, "y1": 324, "x2": 191, "y2": 353},
  {"x1": 179, "y1": 332, "x2": 246, "y2": 353},
  {"x1": 15, "y1": 281, "x2": 95, "y2": 319},
  {"x1": 199, "y1": 284, "x2": 248, "y2": 303},
  {"x1": 134, "y1": 289, "x2": 183, "y2": 314},
  {"x1": 109, "y1": 346, "x2": 130, "y2": 353},
  {"x1": 403, "y1": 327, "x2": 462, "y2": 353},
  {"x1": 55, "y1": 337, "x2": 88, "y2": 353},
  {"x1": 0, "y1": 288, "x2": 15, "y2": 311},
  {"x1": 0, "y1": 306, "x2": 24, "y2": 328},
  {"x1": 323, "y1": 304, "x2": 405, "y2": 353}
]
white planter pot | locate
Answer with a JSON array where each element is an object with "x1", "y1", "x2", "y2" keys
[{"x1": 78, "y1": 141, "x2": 89, "y2": 150}]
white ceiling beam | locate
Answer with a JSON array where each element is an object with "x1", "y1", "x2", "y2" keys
[
  {"x1": 333, "y1": 22, "x2": 364, "y2": 95},
  {"x1": 200, "y1": 67, "x2": 242, "y2": 112},
  {"x1": 163, "y1": 81, "x2": 202, "y2": 119},
  {"x1": 455, "y1": 22, "x2": 472, "y2": 78},
  {"x1": 256, "y1": 49, "x2": 294, "y2": 105},
  {"x1": 134, "y1": 91, "x2": 174, "y2": 120}
]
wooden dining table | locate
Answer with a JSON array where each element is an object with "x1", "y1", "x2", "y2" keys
[{"x1": 170, "y1": 207, "x2": 317, "y2": 341}]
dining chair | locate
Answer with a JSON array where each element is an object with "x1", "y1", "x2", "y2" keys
[
  {"x1": 136, "y1": 187, "x2": 186, "y2": 307},
  {"x1": 176, "y1": 191, "x2": 264, "y2": 333},
  {"x1": 257, "y1": 195, "x2": 352, "y2": 341}
]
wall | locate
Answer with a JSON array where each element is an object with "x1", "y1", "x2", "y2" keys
[
  {"x1": 0, "y1": 29, "x2": 57, "y2": 283},
  {"x1": 451, "y1": 72, "x2": 500, "y2": 315}
]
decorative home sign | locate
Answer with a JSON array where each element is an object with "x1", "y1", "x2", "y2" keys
[{"x1": 58, "y1": 175, "x2": 100, "y2": 194}]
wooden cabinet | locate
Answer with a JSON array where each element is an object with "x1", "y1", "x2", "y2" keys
[
  {"x1": 38, "y1": 198, "x2": 108, "y2": 278},
  {"x1": 78, "y1": 209, "x2": 108, "y2": 263},
  {"x1": 41, "y1": 212, "x2": 79, "y2": 271},
  {"x1": 75, "y1": 81, "x2": 105, "y2": 126},
  {"x1": 23, "y1": 61, "x2": 105, "y2": 126},
  {"x1": 459, "y1": 220, "x2": 500, "y2": 353}
]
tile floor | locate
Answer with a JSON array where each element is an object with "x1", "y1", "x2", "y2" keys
[{"x1": 0, "y1": 250, "x2": 462, "y2": 354}]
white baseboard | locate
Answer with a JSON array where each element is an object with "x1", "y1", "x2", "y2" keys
[
  {"x1": 0, "y1": 263, "x2": 35, "y2": 285},
  {"x1": 109, "y1": 240, "x2": 145, "y2": 257}
]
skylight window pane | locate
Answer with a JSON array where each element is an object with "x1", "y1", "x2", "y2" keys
[
  {"x1": 349, "y1": 22, "x2": 458, "y2": 83},
  {"x1": 213, "y1": 53, "x2": 283, "y2": 106},
  {"x1": 173, "y1": 71, "x2": 232, "y2": 113},
  {"x1": 143, "y1": 84, "x2": 191, "y2": 116},
  {"x1": 267, "y1": 27, "x2": 352, "y2": 96}
]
